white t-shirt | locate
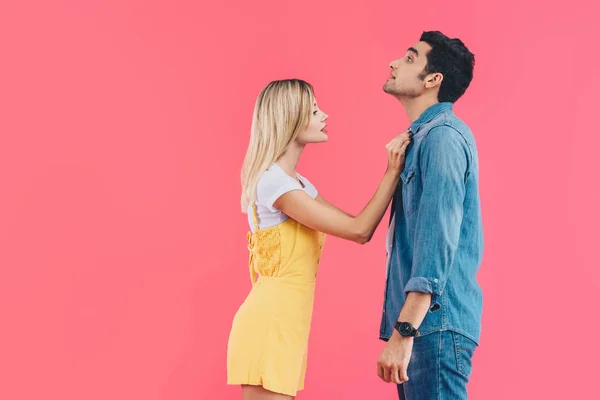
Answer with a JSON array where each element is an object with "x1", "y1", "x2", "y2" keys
[{"x1": 247, "y1": 163, "x2": 318, "y2": 232}]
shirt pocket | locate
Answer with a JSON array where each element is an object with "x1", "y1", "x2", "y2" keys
[{"x1": 400, "y1": 167, "x2": 419, "y2": 217}]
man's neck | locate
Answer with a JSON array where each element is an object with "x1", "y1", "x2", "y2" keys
[{"x1": 400, "y1": 96, "x2": 439, "y2": 124}]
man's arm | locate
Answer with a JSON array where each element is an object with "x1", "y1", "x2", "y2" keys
[
  {"x1": 404, "y1": 126, "x2": 468, "y2": 310},
  {"x1": 377, "y1": 126, "x2": 469, "y2": 384}
]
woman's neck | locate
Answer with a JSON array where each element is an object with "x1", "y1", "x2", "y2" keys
[{"x1": 276, "y1": 142, "x2": 304, "y2": 180}]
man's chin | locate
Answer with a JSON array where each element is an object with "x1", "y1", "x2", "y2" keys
[{"x1": 383, "y1": 83, "x2": 397, "y2": 95}]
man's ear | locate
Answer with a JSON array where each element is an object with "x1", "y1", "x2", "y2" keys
[{"x1": 424, "y1": 73, "x2": 443, "y2": 89}]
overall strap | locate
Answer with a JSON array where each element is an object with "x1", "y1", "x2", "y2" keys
[{"x1": 247, "y1": 202, "x2": 259, "y2": 286}]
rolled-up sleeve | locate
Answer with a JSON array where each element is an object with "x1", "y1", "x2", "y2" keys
[{"x1": 405, "y1": 126, "x2": 469, "y2": 311}]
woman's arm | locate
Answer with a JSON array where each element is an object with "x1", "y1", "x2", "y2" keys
[
  {"x1": 315, "y1": 194, "x2": 354, "y2": 217},
  {"x1": 274, "y1": 132, "x2": 410, "y2": 244}
]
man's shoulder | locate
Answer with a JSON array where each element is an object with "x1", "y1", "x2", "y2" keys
[
  {"x1": 429, "y1": 110, "x2": 470, "y2": 132},
  {"x1": 423, "y1": 110, "x2": 475, "y2": 145}
]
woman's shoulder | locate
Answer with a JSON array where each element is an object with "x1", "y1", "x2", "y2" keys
[
  {"x1": 257, "y1": 164, "x2": 298, "y2": 190},
  {"x1": 256, "y1": 164, "x2": 302, "y2": 209}
]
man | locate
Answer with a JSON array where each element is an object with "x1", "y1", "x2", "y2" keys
[{"x1": 377, "y1": 31, "x2": 484, "y2": 400}]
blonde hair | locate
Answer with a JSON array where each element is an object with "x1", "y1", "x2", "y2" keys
[{"x1": 240, "y1": 79, "x2": 315, "y2": 212}]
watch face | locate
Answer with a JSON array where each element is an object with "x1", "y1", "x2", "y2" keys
[{"x1": 399, "y1": 322, "x2": 412, "y2": 335}]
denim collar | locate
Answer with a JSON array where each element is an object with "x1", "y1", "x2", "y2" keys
[{"x1": 409, "y1": 102, "x2": 453, "y2": 134}]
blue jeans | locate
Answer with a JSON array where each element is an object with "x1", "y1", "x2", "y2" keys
[{"x1": 397, "y1": 331, "x2": 477, "y2": 400}]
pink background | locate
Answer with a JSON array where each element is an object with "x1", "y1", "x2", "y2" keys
[{"x1": 1, "y1": 1, "x2": 598, "y2": 399}]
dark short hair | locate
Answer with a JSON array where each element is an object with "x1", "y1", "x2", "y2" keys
[{"x1": 419, "y1": 31, "x2": 475, "y2": 103}]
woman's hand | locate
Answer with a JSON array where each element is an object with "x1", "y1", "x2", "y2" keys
[{"x1": 386, "y1": 132, "x2": 412, "y2": 175}]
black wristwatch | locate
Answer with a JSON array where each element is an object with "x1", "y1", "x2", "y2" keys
[{"x1": 394, "y1": 321, "x2": 420, "y2": 337}]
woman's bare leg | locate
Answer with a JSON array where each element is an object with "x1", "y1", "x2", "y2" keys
[{"x1": 241, "y1": 385, "x2": 294, "y2": 400}]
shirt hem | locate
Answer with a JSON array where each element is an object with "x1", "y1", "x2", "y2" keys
[{"x1": 379, "y1": 327, "x2": 480, "y2": 346}]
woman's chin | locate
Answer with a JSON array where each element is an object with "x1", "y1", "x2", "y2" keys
[
  {"x1": 316, "y1": 133, "x2": 328, "y2": 143},
  {"x1": 299, "y1": 133, "x2": 329, "y2": 145}
]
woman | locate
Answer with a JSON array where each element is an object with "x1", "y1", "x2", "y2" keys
[{"x1": 227, "y1": 79, "x2": 410, "y2": 399}]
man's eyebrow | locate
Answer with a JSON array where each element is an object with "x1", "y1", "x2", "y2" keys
[{"x1": 407, "y1": 47, "x2": 419, "y2": 57}]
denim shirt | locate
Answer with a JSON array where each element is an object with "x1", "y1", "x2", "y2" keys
[{"x1": 380, "y1": 102, "x2": 484, "y2": 344}]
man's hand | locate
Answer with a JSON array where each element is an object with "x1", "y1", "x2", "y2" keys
[{"x1": 377, "y1": 331, "x2": 414, "y2": 384}]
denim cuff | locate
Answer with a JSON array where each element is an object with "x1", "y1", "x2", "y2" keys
[{"x1": 404, "y1": 277, "x2": 441, "y2": 312}]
